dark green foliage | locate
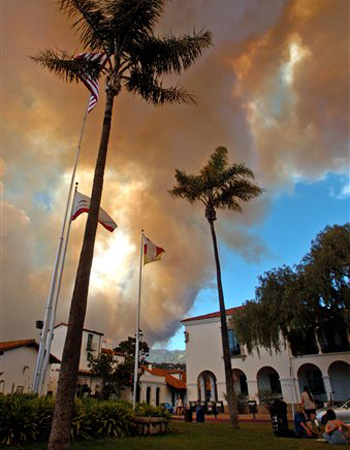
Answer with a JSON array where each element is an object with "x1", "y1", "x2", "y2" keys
[
  {"x1": 169, "y1": 147, "x2": 263, "y2": 213},
  {"x1": 70, "y1": 400, "x2": 93, "y2": 441},
  {"x1": 32, "y1": 0, "x2": 213, "y2": 105},
  {"x1": 88, "y1": 400, "x2": 133, "y2": 438},
  {"x1": 232, "y1": 223, "x2": 350, "y2": 354},
  {"x1": 0, "y1": 395, "x2": 54, "y2": 446},
  {"x1": 113, "y1": 337, "x2": 150, "y2": 392},
  {"x1": 152, "y1": 362, "x2": 186, "y2": 371},
  {"x1": 169, "y1": 146, "x2": 262, "y2": 427},
  {"x1": 133, "y1": 403, "x2": 171, "y2": 433},
  {"x1": 114, "y1": 336, "x2": 150, "y2": 363},
  {"x1": 87, "y1": 352, "x2": 118, "y2": 399},
  {"x1": 0, "y1": 395, "x2": 171, "y2": 445},
  {"x1": 134, "y1": 402, "x2": 171, "y2": 420}
]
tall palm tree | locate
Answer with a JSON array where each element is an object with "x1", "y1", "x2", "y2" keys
[
  {"x1": 169, "y1": 146, "x2": 263, "y2": 427},
  {"x1": 32, "y1": 1, "x2": 212, "y2": 449}
]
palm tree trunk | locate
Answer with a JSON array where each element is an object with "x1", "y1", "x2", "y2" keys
[
  {"x1": 48, "y1": 89, "x2": 115, "y2": 450},
  {"x1": 208, "y1": 219, "x2": 239, "y2": 428}
]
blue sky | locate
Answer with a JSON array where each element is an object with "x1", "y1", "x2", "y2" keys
[
  {"x1": 166, "y1": 173, "x2": 349, "y2": 350},
  {"x1": 2, "y1": 0, "x2": 349, "y2": 347}
]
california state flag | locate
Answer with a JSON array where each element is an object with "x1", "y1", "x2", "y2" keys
[
  {"x1": 71, "y1": 190, "x2": 117, "y2": 232},
  {"x1": 144, "y1": 236, "x2": 165, "y2": 265}
]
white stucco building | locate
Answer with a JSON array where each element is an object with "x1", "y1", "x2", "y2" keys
[
  {"x1": 49, "y1": 323, "x2": 125, "y2": 395},
  {"x1": 51, "y1": 322, "x2": 105, "y2": 371},
  {"x1": 182, "y1": 307, "x2": 350, "y2": 409},
  {"x1": 138, "y1": 365, "x2": 186, "y2": 407},
  {"x1": 0, "y1": 339, "x2": 60, "y2": 395}
]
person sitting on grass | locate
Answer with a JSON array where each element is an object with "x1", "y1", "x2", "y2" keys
[
  {"x1": 294, "y1": 404, "x2": 318, "y2": 438},
  {"x1": 323, "y1": 409, "x2": 350, "y2": 445}
]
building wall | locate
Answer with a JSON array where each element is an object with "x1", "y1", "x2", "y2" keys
[
  {"x1": 184, "y1": 317, "x2": 350, "y2": 406},
  {"x1": 0, "y1": 346, "x2": 58, "y2": 395},
  {"x1": 50, "y1": 325, "x2": 103, "y2": 371}
]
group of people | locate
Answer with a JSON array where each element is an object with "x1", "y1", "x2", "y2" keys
[
  {"x1": 271, "y1": 386, "x2": 350, "y2": 445},
  {"x1": 295, "y1": 386, "x2": 350, "y2": 445}
]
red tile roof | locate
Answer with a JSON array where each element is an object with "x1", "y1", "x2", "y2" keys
[
  {"x1": 165, "y1": 373, "x2": 186, "y2": 390},
  {"x1": 181, "y1": 306, "x2": 244, "y2": 323},
  {"x1": 0, "y1": 339, "x2": 61, "y2": 363},
  {"x1": 0, "y1": 339, "x2": 36, "y2": 351},
  {"x1": 101, "y1": 348, "x2": 125, "y2": 357},
  {"x1": 142, "y1": 366, "x2": 186, "y2": 390},
  {"x1": 54, "y1": 322, "x2": 104, "y2": 336}
]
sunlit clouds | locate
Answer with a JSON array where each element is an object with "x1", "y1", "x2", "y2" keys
[{"x1": 1, "y1": 0, "x2": 349, "y2": 346}]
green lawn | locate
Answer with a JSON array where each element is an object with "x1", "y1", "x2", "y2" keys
[{"x1": 2, "y1": 421, "x2": 330, "y2": 450}]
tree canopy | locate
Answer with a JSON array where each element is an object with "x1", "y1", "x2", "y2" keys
[
  {"x1": 32, "y1": 0, "x2": 213, "y2": 104},
  {"x1": 232, "y1": 223, "x2": 350, "y2": 355},
  {"x1": 113, "y1": 336, "x2": 150, "y2": 390},
  {"x1": 169, "y1": 146, "x2": 262, "y2": 428},
  {"x1": 87, "y1": 336, "x2": 150, "y2": 398}
]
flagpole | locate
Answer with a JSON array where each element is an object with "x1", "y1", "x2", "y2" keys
[
  {"x1": 33, "y1": 99, "x2": 90, "y2": 394},
  {"x1": 38, "y1": 183, "x2": 79, "y2": 395},
  {"x1": 133, "y1": 230, "x2": 144, "y2": 410}
]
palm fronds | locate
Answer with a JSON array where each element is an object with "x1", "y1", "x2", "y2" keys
[
  {"x1": 130, "y1": 29, "x2": 213, "y2": 76},
  {"x1": 126, "y1": 70, "x2": 195, "y2": 104},
  {"x1": 59, "y1": 0, "x2": 111, "y2": 52},
  {"x1": 170, "y1": 147, "x2": 263, "y2": 214},
  {"x1": 30, "y1": 49, "x2": 103, "y2": 82}
]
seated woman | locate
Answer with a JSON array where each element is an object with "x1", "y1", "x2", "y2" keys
[
  {"x1": 323, "y1": 409, "x2": 350, "y2": 445},
  {"x1": 294, "y1": 405, "x2": 318, "y2": 438}
]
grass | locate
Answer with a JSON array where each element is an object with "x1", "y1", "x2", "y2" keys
[{"x1": 2, "y1": 421, "x2": 329, "y2": 450}]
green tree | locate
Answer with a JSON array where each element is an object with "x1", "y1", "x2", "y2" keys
[
  {"x1": 169, "y1": 146, "x2": 263, "y2": 427},
  {"x1": 232, "y1": 223, "x2": 350, "y2": 355},
  {"x1": 32, "y1": 1, "x2": 212, "y2": 448},
  {"x1": 87, "y1": 352, "x2": 117, "y2": 398},
  {"x1": 114, "y1": 336, "x2": 150, "y2": 364},
  {"x1": 114, "y1": 336, "x2": 150, "y2": 396}
]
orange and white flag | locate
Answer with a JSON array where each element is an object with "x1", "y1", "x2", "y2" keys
[{"x1": 144, "y1": 236, "x2": 165, "y2": 265}]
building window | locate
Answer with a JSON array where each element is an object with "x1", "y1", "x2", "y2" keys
[
  {"x1": 228, "y1": 329, "x2": 241, "y2": 356},
  {"x1": 86, "y1": 334, "x2": 94, "y2": 351},
  {"x1": 146, "y1": 387, "x2": 151, "y2": 404},
  {"x1": 156, "y1": 387, "x2": 160, "y2": 406}
]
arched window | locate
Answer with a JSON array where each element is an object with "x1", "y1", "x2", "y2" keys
[
  {"x1": 197, "y1": 371, "x2": 218, "y2": 402},
  {"x1": 156, "y1": 387, "x2": 160, "y2": 406},
  {"x1": 146, "y1": 386, "x2": 151, "y2": 404}
]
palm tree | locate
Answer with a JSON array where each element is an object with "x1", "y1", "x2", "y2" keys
[
  {"x1": 32, "y1": 1, "x2": 212, "y2": 449},
  {"x1": 169, "y1": 146, "x2": 263, "y2": 427}
]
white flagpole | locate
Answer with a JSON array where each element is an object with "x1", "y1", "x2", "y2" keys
[
  {"x1": 38, "y1": 183, "x2": 79, "y2": 395},
  {"x1": 33, "y1": 99, "x2": 90, "y2": 394},
  {"x1": 133, "y1": 230, "x2": 144, "y2": 410}
]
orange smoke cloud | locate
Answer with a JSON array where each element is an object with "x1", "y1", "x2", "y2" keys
[{"x1": 1, "y1": 0, "x2": 348, "y2": 346}]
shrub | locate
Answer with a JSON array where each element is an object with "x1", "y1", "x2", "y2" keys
[
  {"x1": 87, "y1": 400, "x2": 133, "y2": 438},
  {"x1": 0, "y1": 395, "x2": 39, "y2": 445},
  {"x1": 0, "y1": 395, "x2": 137, "y2": 445},
  {"x1": 0, "y1": 395, "x2": 172, "y2": 445}
]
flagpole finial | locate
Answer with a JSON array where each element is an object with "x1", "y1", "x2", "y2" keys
[{"x1": 75, "y1": 182, "x2": 79, "y2": 187}]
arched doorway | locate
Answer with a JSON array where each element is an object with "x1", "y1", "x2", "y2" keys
[
  {"x1": 257, "y1": 366, "x2": 282, "y2": 403},
  {"x1": 232, "y1": 369, "x2": 248, "y2": 398},
  {"x1": 298, "y1": 363, "x2": 326, "y2": 404},
  {"x1": 197, "y1": 371, "x2": 217, "y2": 402},
  {"x1": 329, "y1": 361, "x2": 350, "y2": 403}
]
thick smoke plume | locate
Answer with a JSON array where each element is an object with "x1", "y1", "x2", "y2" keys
[{"x1": 1, "y1": 0, "x2": 348, "y2": 347}]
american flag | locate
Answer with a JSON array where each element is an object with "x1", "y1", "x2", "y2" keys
[{"x1": 75, "y1": 53, "x2": 107, "y2": 113}]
